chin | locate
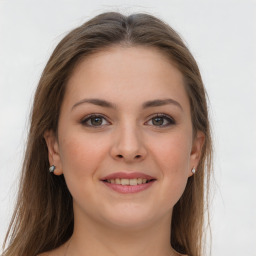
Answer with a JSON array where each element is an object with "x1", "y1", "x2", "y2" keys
[{"x1": 99, "y1": 206, "x2": 160, "y2": 230}]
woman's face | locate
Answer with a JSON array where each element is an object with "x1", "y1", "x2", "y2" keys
[{"x1": 45, "y1": 46, "x2": 204, "y2": 230}]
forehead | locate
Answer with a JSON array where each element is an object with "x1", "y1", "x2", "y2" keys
[
  {"x1": 64, "y1": 46, "x2": 190, "y2": 112},
  {"x1": 70, "y1": 45, "x2": 180, "y2": 82}
]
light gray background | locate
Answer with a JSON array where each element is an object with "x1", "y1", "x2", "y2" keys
[{"x1": 1, "y1": 0, "x2": 255, "y2": 255}]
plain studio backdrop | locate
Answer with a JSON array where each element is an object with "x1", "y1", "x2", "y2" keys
[{"x1": 0, "y1": 1, "x2": 255, "y2": 255}]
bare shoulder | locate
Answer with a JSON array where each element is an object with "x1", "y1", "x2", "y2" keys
[
  {"x1": 37, "y1": 253, "x2": 49, "y2": 256},
  {"x1": 37, "y1": 243, "x2": 67, "y2": 256},
  {"x1": 37, "y1": 250, "x2": 61, "y2": 256}
]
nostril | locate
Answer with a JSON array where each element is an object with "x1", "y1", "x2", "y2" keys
[{"x1": 115, "y1": 154, "x2": 143, "y2": 160}]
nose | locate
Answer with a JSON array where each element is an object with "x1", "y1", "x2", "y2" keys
[{"x1": 110, "y1": 123, "x2": 147, "y2": 163}]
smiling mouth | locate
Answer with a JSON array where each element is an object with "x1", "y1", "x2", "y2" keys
[{"x1": 103, "y1": 178, "x2": 156, "y2": 186}]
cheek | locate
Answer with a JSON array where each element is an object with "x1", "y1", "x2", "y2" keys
[
  {"x1": 148, "y1": 133, "x2": 192, "y2": 203},
  {"x1": 58, "y1": 132, "x2": 108, "y2": 182},
  {"x1": 151, "y1": 132, "x2": 192, "y2": 172},
  {"x1": 58, "y1": 132, "x2": 111, "y2": 209}
]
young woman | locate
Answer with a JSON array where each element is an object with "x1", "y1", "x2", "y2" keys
[{"x1": 2, "y1": 11, "x2": 213, "y2": 256}]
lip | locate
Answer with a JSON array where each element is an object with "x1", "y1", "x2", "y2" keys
[
  {"x1": 100, "y1": 172, "x2": 156, "y2": 181},
  {"x1": 102, "y1": 181, "x2": 156, "y2": 194}
]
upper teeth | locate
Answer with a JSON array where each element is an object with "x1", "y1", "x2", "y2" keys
[{"x1": 107, "y1": 178, "x2": 149, "y2": 185}]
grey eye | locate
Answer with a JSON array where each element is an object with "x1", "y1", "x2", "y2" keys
[
  {"x1": 152, "y1": 116, "x2": 164, "y2": 126},
  {"x1": 81, "y1": 115, "x2": 109, "y2": 127},
  {"x1": 90, "y1": 116, "x2": 103, "y2": 126},
  {"x1": 147, "y1": 114, "x2": 175, "y2": 127}
]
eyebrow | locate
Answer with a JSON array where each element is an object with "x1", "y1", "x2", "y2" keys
[
  {"x1": 71, "y1": 98, "x2": 183, "y2": 111},
  {"x1": 72, "y1": 98, "x2": 116, "y2": 110},
  {"x1": 142, "y1": 98, "x2": 183, "y2": 110}
]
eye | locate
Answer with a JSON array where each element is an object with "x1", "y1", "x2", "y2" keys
[
  {"x1": 81, "y1": 114, "x2": 110, "y2": 127},
  {"x1": 146, "y1": 114, "x2": 176, "y2": 127}
]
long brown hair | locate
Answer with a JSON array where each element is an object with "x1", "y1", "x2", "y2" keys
[{"x1": 2, "y1": 12, "x2": 213, "y2": 256}]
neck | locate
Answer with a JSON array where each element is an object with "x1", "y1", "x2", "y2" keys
[{"x1": 67, "y1": 205, "x2": 177, "y2": 256}]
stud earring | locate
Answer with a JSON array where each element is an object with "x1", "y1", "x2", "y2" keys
[
  {"x1": 191, "y1": 168, "x2": 196, "y2": 174},
  {"x1": 49, "y1": 165, "x2": 55, "y2": 173}
]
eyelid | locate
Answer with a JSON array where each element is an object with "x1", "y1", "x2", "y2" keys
[
  {"x1": 145, "y1": 113, "x2": 176, "y2": 127},
  {"x1": 80, "y1": 114, "x2": 111, "y2": 127},
  {"x1": 80, "y1": 113, "x2": 176, "y2": 128}
]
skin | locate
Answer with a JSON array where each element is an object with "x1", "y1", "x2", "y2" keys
[{"x1": 44, "y1": 46, "x2": 204, "y2": 256}]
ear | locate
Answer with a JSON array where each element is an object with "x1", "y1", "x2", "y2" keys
[
  {"x1": 188, "y1": 130, "x2": 205, "y2": 177},
  {"x1": 44, "y1": 130, "x2": 63, "y2": 175}
]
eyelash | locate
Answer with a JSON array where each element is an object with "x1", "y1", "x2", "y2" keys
[
  {"x1": 80, "y1": 113, "x2": 176, "y2": 128},
  {"x1": 81, "y1": 114, "x2": 110, "y2": 128},
  {"x1": 146, "y1": 114, "x2": 176, "y2": 127}
]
